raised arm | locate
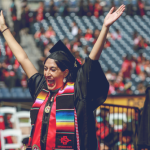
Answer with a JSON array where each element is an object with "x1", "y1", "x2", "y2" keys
[
  {"x1": 89, "y1": 5, "x2": 125, "y2": 60},
  {"x1": 0, "y1": 11, "x2": 38, "y2": 78}
]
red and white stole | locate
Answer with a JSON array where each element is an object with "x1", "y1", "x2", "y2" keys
[{"x1": 27, "y1": 82, "x2": 80, "y2": 150}]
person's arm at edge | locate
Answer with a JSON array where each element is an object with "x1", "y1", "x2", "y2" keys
[
  {"x1": 89, "y1": 5, "x2": 125, "y2": 60},
  {"x1": 0, "y1": 11, "x2": 38, "y2": 78}
]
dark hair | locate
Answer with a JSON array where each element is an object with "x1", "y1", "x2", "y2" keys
[
  {"x1": 44, "y1": 57, "x2": 77, "y2": 83},
  {"x1": 22, "y1": 137, "x2": 29, "y2": 144}
]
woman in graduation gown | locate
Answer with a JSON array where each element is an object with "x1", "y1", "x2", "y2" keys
[{"x1": 0, "y1": 5, "x2": 125, "y2": 150}]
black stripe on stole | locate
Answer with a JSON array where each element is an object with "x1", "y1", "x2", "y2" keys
[
  {"x1": 56, "y1": 95, "x2": 74, "y2": 109},
  {"x1": 56, "y1": 94, "x2": 75, "y2": 149}
]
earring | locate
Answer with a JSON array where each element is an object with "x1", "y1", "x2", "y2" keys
[{"x1": 63, "y1": 78, "x2": 66, "y2": 83}]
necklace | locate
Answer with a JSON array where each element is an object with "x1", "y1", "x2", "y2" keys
[
  {"x1": 45, "y1": 105, "x2": 51, "y2": 113},
  {"x1": 45, "y1": 96, "x2": 53, "y2": 113}
]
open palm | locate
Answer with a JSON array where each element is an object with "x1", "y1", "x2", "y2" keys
[
  {"x1": 0, "y1": 11, "x2": 6, "y2": 31},
  {"x1": 104, "y1": 5, "x2": 125, "y2": 27}
]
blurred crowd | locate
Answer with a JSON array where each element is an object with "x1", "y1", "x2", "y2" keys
[
  {"x1": 0, "y1": 44, "x2": 27, "y2": 89},
  {"x1": 0, "y1": 0, "x2": 150, "y2": 95},
  {"x1": 33, "y1": 24, "x2": 150, "y2": 95},
  {"x1": 106, "y1": 53, "x2": 150, "y2": 95},
  {"x1": 19, "y1": 0, "x2": 148, "y2": 19}
]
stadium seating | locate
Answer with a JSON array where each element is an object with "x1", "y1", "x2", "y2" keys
[
  {"x1": 0, "y1": 2, "x2": 150, "y2": 96},
  {"x1": 31, "y1": 14, "x2": 150, "y2": 95}
]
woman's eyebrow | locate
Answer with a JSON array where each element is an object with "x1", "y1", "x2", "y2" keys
[
  {"x1": 44, "y1": 66, "x2": 57, "y2": 68},
  {"x1": 50, "y1": 67, "x2": 57, "y2": 69}
]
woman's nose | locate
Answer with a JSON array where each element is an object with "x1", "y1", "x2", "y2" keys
[{"x1": 47, "y1": 70, "x2": 51, "y2": 76}]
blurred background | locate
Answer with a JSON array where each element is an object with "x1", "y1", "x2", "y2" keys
[{"x1": 0, "y1": 0, "x2": 150, "y2": 149}]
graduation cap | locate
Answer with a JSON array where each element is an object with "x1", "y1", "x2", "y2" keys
[{"x1": 48, "y1": 40, "x2": 81, "y2": 70}]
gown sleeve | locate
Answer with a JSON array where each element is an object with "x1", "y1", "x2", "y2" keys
[
  {"x1": 75, "y1": 57, "x2": 109, "y2": 110},
  {"x1": 137, "y1": 85, "x2": 150, "y2": 148},
  {"x1": 27, "y1": 73, "x2": 47, "y2": 101}
]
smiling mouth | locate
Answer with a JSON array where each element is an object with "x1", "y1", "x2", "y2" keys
[{"x1": 47, "y1": 79, "x2": 55, "y2": 86}]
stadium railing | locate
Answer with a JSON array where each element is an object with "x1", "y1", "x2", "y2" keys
[{"x1": 96, "y1": 103, "x2": 141, "y2": 150}]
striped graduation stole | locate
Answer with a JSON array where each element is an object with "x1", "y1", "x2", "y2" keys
[
  {"x1": 27, "y1": 89, "x2": 49, "y2": 149},
  {"x1": 55, "y1": 82, "x2": 80, "y2": 150},
  {"x1": 27, "y1": 83, "x2": 80, "y2": 150},
  {"x1": 30, "y1": 89, "x2": 49, "y2": 126},
  {"x1": 55, "y1": 83, "x2": 75, "y2": 149}
]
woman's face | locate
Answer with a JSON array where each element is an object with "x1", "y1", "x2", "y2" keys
[{"x1": 44, "y1": 58, "x2": 68, "y2": 91}]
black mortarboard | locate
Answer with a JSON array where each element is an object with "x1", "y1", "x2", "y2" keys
[{"x1": 48, "y1": 40, "x2": 81, "y2": 70}]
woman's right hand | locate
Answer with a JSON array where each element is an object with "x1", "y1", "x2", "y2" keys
[{"x1": 0, "y1": 10, "x2": 7, "y2": 32}]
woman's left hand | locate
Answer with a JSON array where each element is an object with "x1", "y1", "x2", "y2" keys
[{"x1": 104, "y1": 5, "x2": 125, "y2": 27}]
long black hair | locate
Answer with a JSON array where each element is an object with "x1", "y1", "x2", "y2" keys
[{"x1": 44, "y1": 51, "x2": 79, "y2": 83}]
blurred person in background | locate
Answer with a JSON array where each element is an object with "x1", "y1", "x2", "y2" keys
[
  {"x1": 1, "y1": 56, "x2": 16, "y2": 88},
  {"x1": 114, "y1": 75, "x2": 125, "y2": 94},
  {"x1": 45, "y1": 26, "x2": 56, "y2": 39},
  {"x1": 120, "y1": 55, "x2": 132, "y2": 82},
  {"x1": 63, "y1": 38, "x2": 71, "y2": 50},
  {"x1": 96, "y1": 108, "x2": 110, "y2": 149},
  {"x1": 21, "y1": 72, "x2": 27, "y2": 88},
  {"x1": 71, "y1": 22, "x2": 78, "y2": 37},
  {"x1": 83, "y1": 45, "x2": 90, "y2": 56},
  {"x1": 49, "y1": 0, "x2": 57, "y2": 16},
  {"x1": 137, "y1": 0, "x2": 145, "y2": 17},
  {"x1": 0, "y1": 4, "x2": 125, "y2": 149},
  {"x1": 87, "y1": 0, "x2": 94, "y2": 16},
  {"x1": 5, "y1": 41, "x2": 13, "y2": 59},
  {"x1": 144, "y1": 60, "x2": 150, "y2": 76},
  {"x1": 21, "y1": 0, "x2": 27, "y2": 8},
  {"x1": 135, "y1": 60, "x2": 141, "y2": 75},
  {"x1": 12, "y1": 15, "x2": 21, "y2": 44},
  {"x1": 34, "y1": 27, "x2": 45, "y2": 47},
  {"x1": 84, "y1": 28, "x2": 93, "y2": 41},
  {"x1": 94, "y1": 0, "x2": 103, "y2": 18},
  {"x1": 108, "y1": 79, "x2": 115, "y2": 95},
  {"x1": 36, "y1": 41, "x2": 53, "y2": 74},
  {"x1": 104, "y1": 39, "x2": 111, "y2": 48},
  {"x1": 75, "y1": 28, "x2": 84, "y2": 40},
  {"x1": 134, "y1": 36, "x2": 148, "y2": 53},
  {"x1": 20, "y1": 6, "x2": 30, "y2": 32},
  {"x1": 133, "y1": 31, "x2": 140, "y2": 50},
  {"x1": 110, "y1": 0, "x2": 116, "y2": 10},
  {"x1": 126, "y1": 0, "x2": 134, "y2": 16},
  {"x1": 10, "y1": 0, "x2": 17, "y2": 19},
  {"x1": 105, "y1": 69, "x2": 113, "y2": 81},
  {"x1": 72, "y1": 38, "x2": 81, "y2": 52},
  {"x1": 117, "y1": 130, "x2": 134, "y2": 150},
  {"x1": 131, "y1": 54, "x2": 137, "y2": 73},
  {"x1": 21, "y1": 137, "x2": 29, "y2": 150},
  {"x1": 77, "y1": 0, "x2": 87, "y2": 16},
  {"x1": 111, "y1": 29, "x2": 122, "y2": 40},
  {"x1": 36, "y1": 2, "x2": 45, "y2": 22},
  {"x1": 93, "y1": 29, "x2": 100, "y2": 44},
  {"x1": 62, "y1": 0, "x2": 70, "y2": 16},
  {"x1": 137, "y1": 82, "x2": 146, "y2": 94},
  {"x1": 139, "y1": 71, "x2": 146, "y2": 81}
]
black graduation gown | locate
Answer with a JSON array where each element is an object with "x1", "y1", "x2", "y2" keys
[
  {"x1": 27, "y1": 57, "x2": 109, "y2": 150},
  {"x1": 137, "y1": 85, "x2": 150, "y2": 149}
]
